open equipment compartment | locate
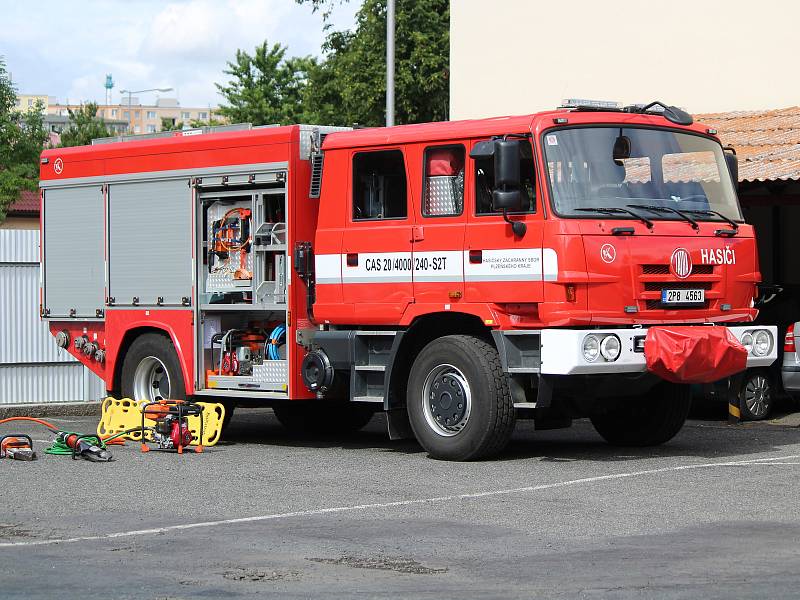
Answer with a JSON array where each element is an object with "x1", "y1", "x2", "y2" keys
[{"x1": 195, "y1": 174, "x2": 289, "y2": 395}]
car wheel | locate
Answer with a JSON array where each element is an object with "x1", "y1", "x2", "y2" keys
[{"x1": 739, "y1": 369, "x2": 773, "y2": 421}]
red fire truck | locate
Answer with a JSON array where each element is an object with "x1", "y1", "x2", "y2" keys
[{"x1": 39, "y1": 101, "x2": 777, "y2": 460}]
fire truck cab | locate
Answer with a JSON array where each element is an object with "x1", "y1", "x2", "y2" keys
[{"x1": 39, "y1": 102, "x2": 778, "y2": 461}]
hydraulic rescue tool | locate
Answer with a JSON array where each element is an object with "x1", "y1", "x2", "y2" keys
[
  {"x1": 0, "y1": 434, "x2": 37, "y2": 461},
  {"x1": 0, "y1": 417, "x2": 122, "y2": 462}
]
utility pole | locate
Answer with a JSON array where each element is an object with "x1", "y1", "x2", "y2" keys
[{"x1": 386, "y1": 0, "x2": 395, "y2": 127}]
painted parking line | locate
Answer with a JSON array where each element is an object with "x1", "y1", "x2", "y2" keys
[{"x1": 2, "y1": 454, "x2": 799, "y2": 549}]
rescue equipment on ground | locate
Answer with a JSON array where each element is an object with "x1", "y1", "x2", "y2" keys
[
  {"x1": 0, "y1": 416, "x2": 121, "y2": 462},
  {"x1": 97, "y1": 397, "x2": 225, "y2": 449},
  {"x1": 0, "y1": 434, "x2": 37, "y2": 461},
  {"x1": 645, "y1": 326, "x2": 748, "y2": 384}
]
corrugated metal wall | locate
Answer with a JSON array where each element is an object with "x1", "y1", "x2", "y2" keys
[{"x1": 0, "y1": 229, "x2": 105, "y2": 405}]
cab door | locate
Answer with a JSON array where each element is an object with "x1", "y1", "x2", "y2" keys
[
  {"x1": 411, "y1": 143, "x2": 467, "y2": 306},
  {"x1": 464, "y1": 136, "x2": 547, "y2": 305},
  {"x1": 340, "y1": 148, "x2": 414, "y2": 324}
]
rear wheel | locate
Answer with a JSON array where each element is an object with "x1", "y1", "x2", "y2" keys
[
  {"x1": 272, "y1": 401, "x2": 376, "y2": 434},
  {"x1": 121, "y1": 333, "x2": 186, "y2": 402},
  {"x1": 406, "y1": 335, "x2": 515, "y2": 461},
  {"x1": 739, "y1": 369, "x2": 773, "y2": 421},
  {"x1": 590, "y1": 382, "x2": 691, "y2": 446}
]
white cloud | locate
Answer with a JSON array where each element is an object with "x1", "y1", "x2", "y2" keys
[{"x1": 3, "y1": 0, "x2": 359, "y2": 108}]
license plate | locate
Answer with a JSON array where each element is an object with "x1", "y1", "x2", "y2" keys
[{"x1": 661, "y1": 288, "x2": 705, "y2": 305}]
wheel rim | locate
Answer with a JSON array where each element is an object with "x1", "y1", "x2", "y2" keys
[
  {"x1": 132, "y1": 356, "x2": 171, "y2": 402},
  {"x1": 744, "y1": 375, "x2": 771, "y2": 418},
  {"x1": 422, "y1": 364, "x2": 472, "y2": 437}
]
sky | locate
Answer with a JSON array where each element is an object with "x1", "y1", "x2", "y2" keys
[{"x1": 0, "y1": 0, "x2": 360, "y2": 108}]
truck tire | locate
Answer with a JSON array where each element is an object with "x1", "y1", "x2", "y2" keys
[
  {"x1": 272, "y1": 401, "x2": 376, "y2": 434},
  {"x1": 120, "y1": 333, "x2": 187, "y2": 402},
  {"x1": 590, "y1": 382, "x2": 691, "y2": 446},
  {"x1": 406, "y1": 335, "x2": 515, "y2": 461}
]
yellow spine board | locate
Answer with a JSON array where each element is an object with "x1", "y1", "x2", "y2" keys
[{"x1": 97, "y1": 397, "x2": 225, "y2": 447}]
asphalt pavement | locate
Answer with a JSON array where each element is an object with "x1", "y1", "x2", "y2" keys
[{"x1": 2, "y1": 407, "x2": 800, "y2": 599}]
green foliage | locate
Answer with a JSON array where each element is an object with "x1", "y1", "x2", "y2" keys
[
  {"x1": 0, "y1": 56, "x2": 48, "y2": 221},
  {"x1": 218, "y1": 0, "x2": 449, "y2": 128},
  {"x1": 59, "y1": 103, "x2": 114, "y2": 147},
  {"x1": 216, "y1": 42, "x2": 317, "y2": 126},
  {"x1": 162, "y1": 116, "x2": 226, "y2": 132}
]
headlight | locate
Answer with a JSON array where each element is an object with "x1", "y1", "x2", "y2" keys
[
  {"x1": 741, "y1": 332, "x2": 753, "y2": 354},
  {"x1": 600, "y1": 335, "x2": 621, "y2": 361},
  {"x1": 753, "y1": 330, "x2": 772, "y2": 357},
  {"x1": 583, "y1": 335, "x2": 600, "y2": 362}
]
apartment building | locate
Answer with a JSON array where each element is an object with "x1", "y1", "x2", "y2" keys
[{"x1": 47, "y1": 97, "x2": 224, "y2": 134}]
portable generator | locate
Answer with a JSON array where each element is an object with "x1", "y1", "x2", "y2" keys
[{"x1": 140, "y1": 400, "x2": 205, "y2": 454}]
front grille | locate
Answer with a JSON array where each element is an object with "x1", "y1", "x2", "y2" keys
[
  {"x1": 642, "y1": 264, "x2": 669, "y2": 275},
  {"x1": 641, "y1": 264, "x2": 714, "y2": 275},
  {"x1": 644, "y1": 281, "x2": 713, "y2": 291}
]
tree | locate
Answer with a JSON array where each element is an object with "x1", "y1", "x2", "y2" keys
[
  {"x1": 59, "y1": 103, "x2": 113, "y2": 147},
  {"x1": 302, "y1": 0, "x2": 449, "y2": 127},
  {"x1": 216, "y1": 42, "x2": 317, "y2": 126},
  {"x1": 0, "y1": 56, "x2": 48, "y2": 221}
]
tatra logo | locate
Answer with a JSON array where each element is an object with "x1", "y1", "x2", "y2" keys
[
  {"x1": 700, "y1": 248, "x2": 736, "y2": 265},
  {"x1": 670, "y1": 248, "x2": 692, "y2": 279},
  {"x1": 600, "y1": 243, "x2": 616, "y2": 264},
  {"x1": 53, "y1": 157, "x2": 63, "y2": 175}
]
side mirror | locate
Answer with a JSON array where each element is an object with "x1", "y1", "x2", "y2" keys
[
  {"x1": 724, "y1": 148, "x2": 738, "y2": 187},
  {"x1": 494, "y1": 139, "x2": 521, "y2": 189},
  {"x1": 492, "y1": 188, "x2": 521, "y2": 210}
]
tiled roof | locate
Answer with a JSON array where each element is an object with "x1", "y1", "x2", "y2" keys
[
  {"x1": 8, "y1": 190, "x2": 40, "y2": 215},
  {"x1": 695, "y1": 107, "x2": 800, "y2": 182}
]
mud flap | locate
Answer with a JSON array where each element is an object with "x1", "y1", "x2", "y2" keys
[{"x1": 645, "y1": 327, "x2": 748, "y2": 384}]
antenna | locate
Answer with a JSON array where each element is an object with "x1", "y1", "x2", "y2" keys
[{"x1": 104, "y1": 74, "x2": 114, "y2": 106}]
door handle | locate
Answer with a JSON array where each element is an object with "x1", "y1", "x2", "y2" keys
[
  {"x1": 346, "y1": 253, "x2": 358, "y2": 267},
  {"x1": 412, "y1": 225, "x2": 424, "y2": 242}
]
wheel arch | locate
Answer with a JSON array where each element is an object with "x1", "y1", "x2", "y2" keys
[
  {"x1": 109, "y1": 324, "x2": 193, "y2": 397},
  {"x1": 386, "y1": 312, "x2": 494, "y2": 410}
]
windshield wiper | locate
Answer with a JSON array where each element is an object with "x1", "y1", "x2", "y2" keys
[
  {"x1": 626, "y1": 204, "x2": 699, "y2": 230},
  {"x1": 575, "y1": 206, "x2": 654, "y2": 229},
  {"x1": 682, "y1": 209, "x2": 739, "y2": 236}
]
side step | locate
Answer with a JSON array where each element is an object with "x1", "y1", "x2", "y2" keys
[{"x1": 350, "y1": 331, "x2": 400, "y2": 407}]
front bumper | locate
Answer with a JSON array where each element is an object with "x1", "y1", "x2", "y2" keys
[{"x1": 537, "y1": 325, "x2": 778, "y2": 376}]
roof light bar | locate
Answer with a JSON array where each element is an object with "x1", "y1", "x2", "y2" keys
[{"x1": 560, "y1": 98, "x2": 622, "y2": 110}]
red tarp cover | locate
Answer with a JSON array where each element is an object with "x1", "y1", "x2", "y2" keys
[{"x1": 645, "y1": 326, "x2": 748, "y2": 384}]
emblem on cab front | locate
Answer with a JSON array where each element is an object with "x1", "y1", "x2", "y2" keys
[
  {"x1": 600, "y1": 243, "x2": 616, "y2": 264},
  {"x1": 670, "y1": 248, "x2": 692, "y2": 279}
]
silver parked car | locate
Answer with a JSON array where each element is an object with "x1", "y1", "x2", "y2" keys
[{"x1": 781, "y1": 322, "x2": 800, "y2": 400}]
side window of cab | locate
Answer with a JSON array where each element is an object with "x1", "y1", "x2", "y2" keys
[
  {"x1": 352, "y1": 149, "x2": 408, "y2": 220},
  {"x1": 474, "y1": 138, "x2": 536, "y2": 214}
]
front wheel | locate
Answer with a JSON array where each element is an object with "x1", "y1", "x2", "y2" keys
[
  {"x1": 590, "y1": 382, "x2": 691, "y2": 446},
  {"x1": 406, "y1": 335, "x2": 515, "y2": 461}
]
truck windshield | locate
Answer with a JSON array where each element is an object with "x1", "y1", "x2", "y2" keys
[{"x1": 543, "y1": 126, "x2": 742, "y2": 221}]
